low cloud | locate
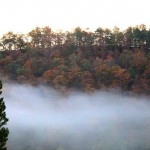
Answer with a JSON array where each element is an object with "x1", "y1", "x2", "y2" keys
[{"x1": 3, "y1": 83, "x2": 150, "y2": 150}]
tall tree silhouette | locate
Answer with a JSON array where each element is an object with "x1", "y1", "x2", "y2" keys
[{"x1": 0, "y1": 81, "x2": 9, "y2": 150}]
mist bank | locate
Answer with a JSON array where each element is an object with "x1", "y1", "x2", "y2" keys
[{"x1": 3, "y1": 83, "x2": 150, "y2": 150}]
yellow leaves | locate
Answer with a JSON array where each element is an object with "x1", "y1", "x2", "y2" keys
[
  {"x1": 114, "y1": 68, "x2": 126, "y2": 78},
  {"x1": 82, "y1": 71, "x2": 94, "y2": 85},
  {"x1": 84, "y1": 85, "x2": 95, "y2": 93},
  {"x1": 53, "y1": 74, "x2": 68, "y2": 86},
  {"x1": 67, "y1": 67, "x2": 82, "y2": 80},
  {"x1": 82, "y1": 71, "x2": 95, "y2": 92}
]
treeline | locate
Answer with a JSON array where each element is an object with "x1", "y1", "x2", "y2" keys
[
  {"x1": 1, "y1": 24, "x2": 150, "y2": 51},
  {"x1": 0, "y1": 24, "x2": 150, "y2": 94}
]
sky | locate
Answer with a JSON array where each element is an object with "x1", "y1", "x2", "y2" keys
[{"x1": 0, "y1": 0, "x2": 150, "y2": 36}]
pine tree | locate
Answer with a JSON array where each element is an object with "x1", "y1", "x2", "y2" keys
[{"x1": 0, "y1": 81, "x2": 9, "y2": 150}]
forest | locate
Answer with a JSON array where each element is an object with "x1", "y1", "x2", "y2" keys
[
  {"x1": 1, "y1": 24, "x2": 150, "y2": 150},
  {"x1": 0, "y1": 24, "x2": 150, "y2": 94}
]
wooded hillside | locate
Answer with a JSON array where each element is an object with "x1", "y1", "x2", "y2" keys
[{"x1": 0, "y1": 24, "x2": 150, "y2": 94}]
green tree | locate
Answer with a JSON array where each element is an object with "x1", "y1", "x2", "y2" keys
[
  {"x1": 15, "y1": 34, "x2": 28, "y2": 50},
  {"x1": 74, "y1": 27, "x2": 83, "y2": 47},
  {"x1": 119, "y1": 50, "x2": 132, "y2": 69},
  {"x1": 0, "y1": 81, "x2": 9, "y2": 150},
  {"x1": 95, "y1": 27, "x2": 105, "y2": 47},
  {"x1": 1, "y1": 32, "x2": 17, "y2": 50}
]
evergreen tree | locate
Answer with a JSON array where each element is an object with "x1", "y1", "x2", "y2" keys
[{"x1": 0, "y1": 81, "x2": 9, "y2": 150}]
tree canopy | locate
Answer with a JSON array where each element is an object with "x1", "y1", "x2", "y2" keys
[
  {"x1": 0, "y1": 81, "x2": 9, "y2": 150},
  {"x1": 1, "y1": 25, "x2": 150, "y2": 94}
]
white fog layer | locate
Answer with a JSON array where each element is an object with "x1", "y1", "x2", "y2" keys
[{"x1": 3, "y1": 83, "x2": 150, "y2": 150}]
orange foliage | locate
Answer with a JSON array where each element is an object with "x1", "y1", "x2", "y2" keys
[
  {"x1": 112, "y1": 67, "x2": 131, "y2": 88},
  {"x1": 132, "y1": 50, "x2": 147, "y2": 70},
  {"x1": 43, "y1": 70, "x2": 55, "y2": 81},
  {"x1": 24, "y1": 60, "x2": 32, "y2": 69}
]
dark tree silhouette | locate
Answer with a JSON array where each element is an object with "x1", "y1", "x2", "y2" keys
[{"x1": 0, "y1": 81, "x2": 9, "y2": 150}]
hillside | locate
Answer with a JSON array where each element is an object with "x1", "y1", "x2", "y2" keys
[{"x1": 1, "y1": 25, "x2": 150, "y2": 94}]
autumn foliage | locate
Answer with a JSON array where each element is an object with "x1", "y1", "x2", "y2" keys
[{"x1": 1, "y1": 25, "x2": 150, "y2": 94}]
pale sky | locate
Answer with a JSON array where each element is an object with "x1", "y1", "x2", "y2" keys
[{"x1": 0, "y1": 0, "x2": 150, "y2": 36}]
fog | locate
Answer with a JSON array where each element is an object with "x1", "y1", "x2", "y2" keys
[{"x1": 3, "y1": 83, "x2": 150, "y2": 150}]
